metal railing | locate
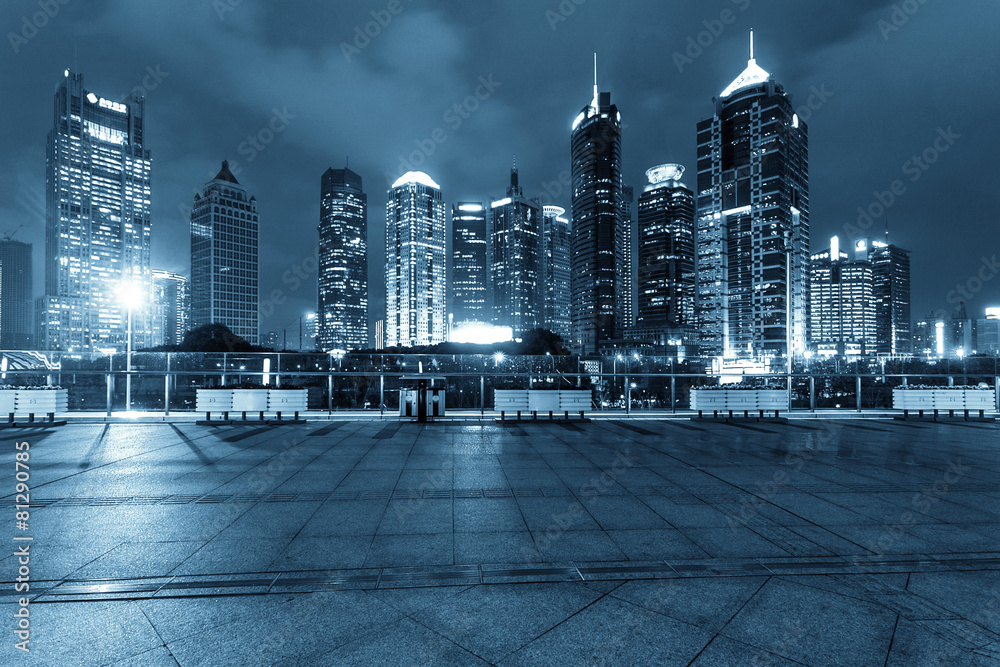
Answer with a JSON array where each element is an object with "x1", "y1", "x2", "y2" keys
[{"x1": 2, "y1": 351, "x2": 998, "y2": 415}]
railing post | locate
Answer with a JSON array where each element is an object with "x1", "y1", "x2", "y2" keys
[
  {"x1": 480, "y1": 375, "x2": 485, "y2": 414},
  {"x1": 809, "y1": 376, "x2": 816, "y2": 412},
  {"x1": 670, "y1": 376, "x2": 676, "y2": 414},
  {"x1": 164, "y1": 353, "x2": 171, "y2": 417},
  {"x1": 327, "y1": 373, "x2": 333, "y2": 413},
  {"x1": 106, "y1": 371, "x2": 113, "y2": 417},
  {"x1": 380, "y1": 372, "x2": 384, "y2": 407},
  {"x1": 856, "y1": 375, "x2": 862, "y2": 412},
  {"x1": 996, "y1": 376, "x2": 1000, "y2": 412}
]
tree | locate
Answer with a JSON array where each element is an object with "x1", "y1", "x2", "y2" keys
[{"x1": 141, "y1": 323, "x2": 271, "y2": 353}]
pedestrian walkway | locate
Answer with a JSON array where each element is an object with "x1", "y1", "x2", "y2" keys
[{"x1": 2, "y1": 419, "x2": 999, "y2": 665}]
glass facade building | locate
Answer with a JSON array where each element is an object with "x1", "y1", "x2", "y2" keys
[
  {"x1": 450, "y1": 202, "x2": 488, "y2": 325},
  {"x1": 570, "y1": 79, "x2": 625, "y2": 355},
  {"x1": 859, "y1": 238, "x2": 911, "y2": 355},
  {"x1": 386, "y1": 171, "x2": 446, "y2": 347},
  {"x1": 540, "y1": 205, "x2": 572, "y2": 341},
  {"x1": 38, "y1": 70, "x2": 152, "y2": 352},
  {"x1": 189, "y1": 161, "x2": 259, "y2": 344},
  {"x1": 318, "y1": 168, "x2": 368, "y2": 351},
  {"x1": 695, "y1": 39, "x2": 809, "y2": 357},
  {"x1": 809, "y1": 238, "x2": 875, "y2": 356},
  {"x1": 151, "y1": 270, "x2": 189, "y2": 347},
  {"x1": 0, "y1": 240, "x2": 34, "y2": 349},
  {"x1": 636, "y1": 164, "x2": 695, "y2": 331},
  {"x1": 490, "y1": 168, "x2": 540, "y2": 335}
]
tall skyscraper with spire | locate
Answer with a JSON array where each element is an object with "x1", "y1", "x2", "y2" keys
[
  {"x1": 38, "y1": 70, "x2": 152, "y2": 352},
  {"x1": 189, "y1": 161, "x2": 260, "y2": 344},
  {"x1": 570, "y1": 56, "x2": 625, "y2": 354},
  {"x1": 318, "y1": 167, "x2": 368, "y2": 351},
  {"x1": 490, "y1": 165, "x2": 540, "y2": 335},
  {"x1": 386, "y1": 171, "x2": 446, "y2": 346},
  {"x1": 695, "y1": 33, "x2": 809, "y2": 357}
]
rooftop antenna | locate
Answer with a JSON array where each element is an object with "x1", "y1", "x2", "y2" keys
[
  {"x1": 749, "y1": 29, "x2": 754, "y2": 61},
  {"x1": 592, "y1": 52, "x2": 599, "y2": 108}
]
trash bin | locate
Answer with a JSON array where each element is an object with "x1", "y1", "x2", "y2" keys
[{"x1": 399, "y1": 376, "x2": 446, "y2": 422}]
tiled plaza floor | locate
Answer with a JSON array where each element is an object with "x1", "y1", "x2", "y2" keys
[{"x1": 2, "y1": 417, "x2": 1000, "y2": 665}]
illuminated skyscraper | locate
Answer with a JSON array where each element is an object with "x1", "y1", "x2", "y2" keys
[
  {"x1": 38, "y1": 70, "x2": 152, "y2": 352},
  {"x1": 540, "y1": 205, "x2": 572, "y2": 341},
  {"x1": 151, "y1": 270, "x2": 189, "y2": 347},
  {"x1": 622, "y1": 185, "x2": 635, "y2": 329},
  {"x1": 318, "y1": 168, "x2": 368, "y2": 351},
  {"x1": 0, "y1": 239, "x2": 34, "y2": 349},
  {"x1": 570, "y1": 60, "x2": 625, "y2": 354},
  {"x1": 490, "y1": 167, "x2": 540, "y2": 334},
  {"x1": 695, "y1": 34, "x2": 809, "y2": 357},
  {"x1": 857, "y1": 237, "x2": 911, "y2": 354},
  {"x1": 809, "y1": 237, "x2": 875, "y2": 356},
  {"x1": 636, "y1": 164, "x2": 695, "y2": 331},
  {"x1": 386, "y1": 171, "x2": 446, "y2": 346},
  {"x1": 450, "y1": 202, "x2": 488, "y2": 325},
  {"x1": 189, "y1": 161, "x2": 259, "y2": 344}
]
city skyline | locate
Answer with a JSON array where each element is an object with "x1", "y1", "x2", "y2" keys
[{"x1": 1, "y1": 1, "x2": 995, "y2": 336}]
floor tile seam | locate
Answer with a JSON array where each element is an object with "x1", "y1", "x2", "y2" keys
[
  {"x1": 367, "y1": 426, "x2": 425, "y2": 566},
  {"x1": 16, "y1": 425, "x2": 213, "y2": 497},
  {"x1": 22, "y1": 556, "x2": 1000, "y2": 602},
  {"x1": 489, "y1": 581, "x2": 629, "y2": 665}
]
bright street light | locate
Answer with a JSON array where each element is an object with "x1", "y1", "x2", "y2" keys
[{"x1": 117, "y1": 280, "x2": 143, "y2": 412}]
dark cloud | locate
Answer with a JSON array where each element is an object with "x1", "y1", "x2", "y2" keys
[{"x1": 1, "y1": 0, "x2": 997, "y2": 338}]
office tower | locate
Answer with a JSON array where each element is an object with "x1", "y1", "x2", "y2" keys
[
  {"x1": 151, "y1": 270, "x2": 189, "y2": 347},
  {"x1": 859, "y1": 238, "x2": 911, "y2": 355},
  {"x1": 976, "y1": 308, "x2": 1000, "y2": 356},
  {"x1": 0, "y1": 239, "x2": 34, "y2": 349},
  {"x1": 695, "y1": 34, "x2": 809, "y2": 357},
  {"x1": 38, "y1": 70, "x2": 152, "y2": 352},
  {"x1": 622, "y1": 185, "x2": 635, "y2": 328},
  {"x1": 189, "y1": 161, "x2": 259, "y2": 344},
  {"x1": 570, "y1": 60, "x2": 625, "y2": 354},
  {"x1": 450, "y1": 202, "x2": 488, "y2": 325},
  {"x1": 809, "y1": 237, "x2": 875, "y2": 356},
  {"x1": 386, "y1": 171, "x2": 446, "y2": 346},
  {"x1": 540, "y1": 205, "x2": 572, "y2": 341},
  {"x1": 635, "y1": 164, "x2": 695, "y2": 334},
  {"x1": 318, "y1": 168, "x2": 368, "y2": 351},
  {"x1": 490, "y1": 167, "x2": 540, "y2": 334},
  {"x1": 262, "y1": 331, "x2": 280, "y2": 349}
]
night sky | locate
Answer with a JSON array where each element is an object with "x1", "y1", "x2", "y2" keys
[{"x1": 2, "y1": 0, "x2": 998, "y2": 337}]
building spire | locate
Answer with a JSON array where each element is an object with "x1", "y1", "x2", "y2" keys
[
  {"x1": 749, "y1": 29, "x2": 754, "y2": 61},
  {"x1": 592, "y1": 52, "x2": 599, "y2": 109}
]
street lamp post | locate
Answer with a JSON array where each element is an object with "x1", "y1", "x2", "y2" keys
[
  {"x1": 117, "y1": 281, "x2": 143, "y2": 413},
  {"x1": 784, "y1": 231, "x2": 793, "y2": 409}
]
